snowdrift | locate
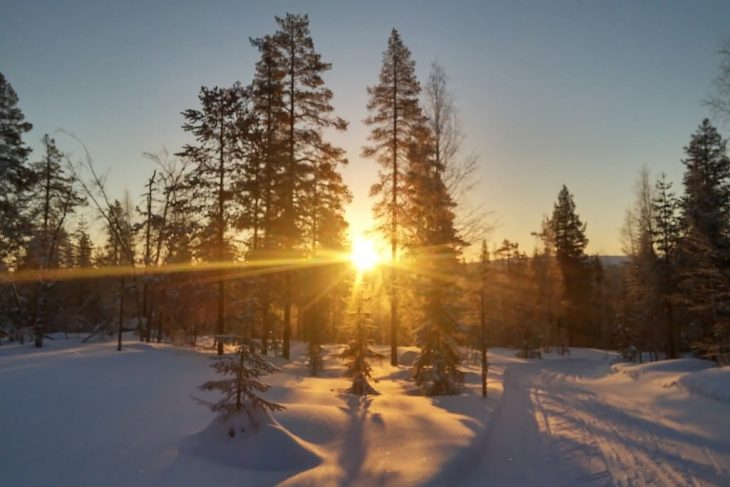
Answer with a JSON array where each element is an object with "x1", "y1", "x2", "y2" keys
[
  {"x1": 611, "y1": 357, "x2": 713, "y2": 380},
  {"x1": 610, "y1": 357, "x2": 730, "y2": 403},
  {"x1": 678, "y1": 366, "x2": 730, "y2": 403},
  {"x1": 182, "y1": 410, "x2": 322, "y2": 471}
]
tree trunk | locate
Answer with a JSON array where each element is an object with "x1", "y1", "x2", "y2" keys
[
  {"x1": 389, "y1": 51, "x2": 399, "y2": 367},
  {"x1": 283, "y1": 274, "x2": 291, "y2": 359},
  {"x1": 118, "y1": 274, "x2": 125, "y2": 352},
  {"x1": 217, "y1": 280, "x2": 224, "y2": 355},
  {"x1": 480, "y1": 289, "x2": 487, "y2": 398},
  {"x1": 216, "y1": 109, "x2": 226, "y2": 356},
  {"x1": 666, "y1": 300, "x2": 677, "y2": 359}
]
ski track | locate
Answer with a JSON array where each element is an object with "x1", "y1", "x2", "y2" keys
[{"x1": 463, "y1": 358, "x2": 730, "y2": 487}]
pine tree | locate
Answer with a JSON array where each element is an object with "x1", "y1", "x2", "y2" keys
[
  {"x1": 271, "y1": 13, "x2": 347, "y2": 360},
  {"x1": 178, "y1": 83, "x2": 252, "y2": 355},
  {"x1": 199, "y1": 339, "x2": 284, "y2": 427},
  {"x1": 246, "y1": 34, "x2": 287, "y2": 357},
  {"x1": 0, "y1": 73, "x2": 33, "y2": 267},
  {"x1": 24, "y1": 135, "x2": 85, "y2": 347},
  {"x1": 548, "y1": 185, "x2": 589, "y2": 346},
  {"x1": 363, "y1": 29, "x2": 425, "y2": 366}
]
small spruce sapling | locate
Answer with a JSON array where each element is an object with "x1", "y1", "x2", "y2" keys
[
  {"x1": 340, "y1": 282, "x2": 383, "y2": 395},
  {"x1": 199, "y1": 337, "x2": 283, "y2": 430}
]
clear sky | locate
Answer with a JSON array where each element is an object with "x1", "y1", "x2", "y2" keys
[{"x1": 2, "y1": 0, "x2": 730, "y2": 255}]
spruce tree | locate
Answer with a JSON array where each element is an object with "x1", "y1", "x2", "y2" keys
[
  {"x1": 70, "y1": 219, "x2": 96, "y2": 330},
  {"x1": 652, "y1": 173, "x2": 681, "y2": 358},
  {"x1": 74, "y1": 219, "x2": 94, "y2": 269},
  {"x1": 0, "y1": 73, "x2": 33, "y2": 267},
  {"x1": 340, "y1": 280, "x2": 383, "y2": 395},
  {"x1": 680, "y1": 119, "x2": 730, "y2": 257},
  {"x1": 677, "y1": 119, "x2": 730, "y2": 360},
  {"x1": 407, "y1": 126, "x2": 465, "y2": 395},
  {"x1": 363, "y1": 29, "x2": 425, "y2": 366},
  {"x1": 676, "y1": 230, "x2": 730, "y2": 362},
  {"x1": 199, "y1": 338, "x2": 284, "y2": 428},
  {"x1": 548, "y1": 185, "x2": 589, "y2": 346}
]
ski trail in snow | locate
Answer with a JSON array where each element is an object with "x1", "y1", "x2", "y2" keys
[
  {"x1": 461, "y1": 358, "x2": 730, "y2": 487},
  {"x1": 459, "y1": 362, "x2": 596, "y2": 486}
]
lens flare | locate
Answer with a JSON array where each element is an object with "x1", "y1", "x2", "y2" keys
[{"x1": 350, "y1": 237, "x2": 379, "y2": 272}]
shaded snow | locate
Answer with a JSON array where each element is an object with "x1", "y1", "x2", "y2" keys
[{"x1": 679, "y1": 366, "x2": 730, "y2": 403}]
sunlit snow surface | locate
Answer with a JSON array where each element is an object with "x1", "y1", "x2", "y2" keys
[{"x1": 1, "y1": 338, "x2": 728, "y2": 486}]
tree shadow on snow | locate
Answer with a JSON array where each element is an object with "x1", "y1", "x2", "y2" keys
[{"x1": 336, "y1": 393, "x2": 396, "y2": 485}]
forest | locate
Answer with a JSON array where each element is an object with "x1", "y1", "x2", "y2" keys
[{"x1": 2, "y1": 12, "x2": 730, "y2": 409}]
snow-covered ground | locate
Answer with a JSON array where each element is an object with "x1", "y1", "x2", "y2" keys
[{"x1": 1, "y1": 338, "x2": 728, "y2": 486}]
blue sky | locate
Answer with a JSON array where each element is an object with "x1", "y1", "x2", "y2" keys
[{"x1": 2, "y1": 0, "x2": 730, "y2": 255}]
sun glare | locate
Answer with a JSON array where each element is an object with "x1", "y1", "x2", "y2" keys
[{"x1": 351, "y1": 237, "x2": 380, "y2": 273}]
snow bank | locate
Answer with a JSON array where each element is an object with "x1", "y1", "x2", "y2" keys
[
  {"x1": 604, "y1": 356, "x2": 730, "y2": 404},
  {"x1": 678, "y1": 366, "x2": 730, "y2": 403},
  {"x1": 611, "y1": 358, "x2": 713, "y2": 381},
  {"x1": 182, "y1": 411, "x2": 321, "y2": 471}
]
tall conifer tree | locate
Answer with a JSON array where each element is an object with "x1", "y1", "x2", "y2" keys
[
  {"x1": 407, "y1": 126, "x2": 465, "y2": 395},
  {"x1": 0, "y1": 73, "x2": 33, "y2": 267},
  {"x1": 652, "y1": 173, "x2": 681, "y2": 358},
  {"x1": 24, "y1": 135, "x2": 85, "y2": 347},
  {"x1": 677, "y1": 119, "x2": 730, "y2": 361},
  {"x1": 271, "y1": 13, "x2": 347, "y2": 360},
  {"x1": 178, "y1": 84, "x2": 252, "y2": 355},
  {"x1": 363, "y1": 29, "x2": 425, "y2": 366},
  {"x1": 548, "y1": 185, "x2": 589, "y2": 346}
]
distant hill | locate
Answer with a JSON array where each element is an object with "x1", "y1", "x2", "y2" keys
[{"x1": 598, "y1": 255, "x2": 629, "y2": 267}]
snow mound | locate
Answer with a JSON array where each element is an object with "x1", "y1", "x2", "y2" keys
[
  {"x1": 182, "y1": 409, "x2": 321, "y2": 471},
  {"x1": 611, "y1": 358, "x2": 713, "y2": 380},
  {"x1": 678, "y1": 366, "x2": 730, "y2": 403}
]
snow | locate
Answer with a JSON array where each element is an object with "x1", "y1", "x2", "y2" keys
[
  {"x1": 182, "y1": 412, "x2": 321, "y2": 471},
  {"x1": 1, "y1": 338, "x2": 729, "y2": 486}
]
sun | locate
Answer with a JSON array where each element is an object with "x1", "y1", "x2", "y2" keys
[{"x1": 350, "y1": 237, "x2": 380, "y2": 273}]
